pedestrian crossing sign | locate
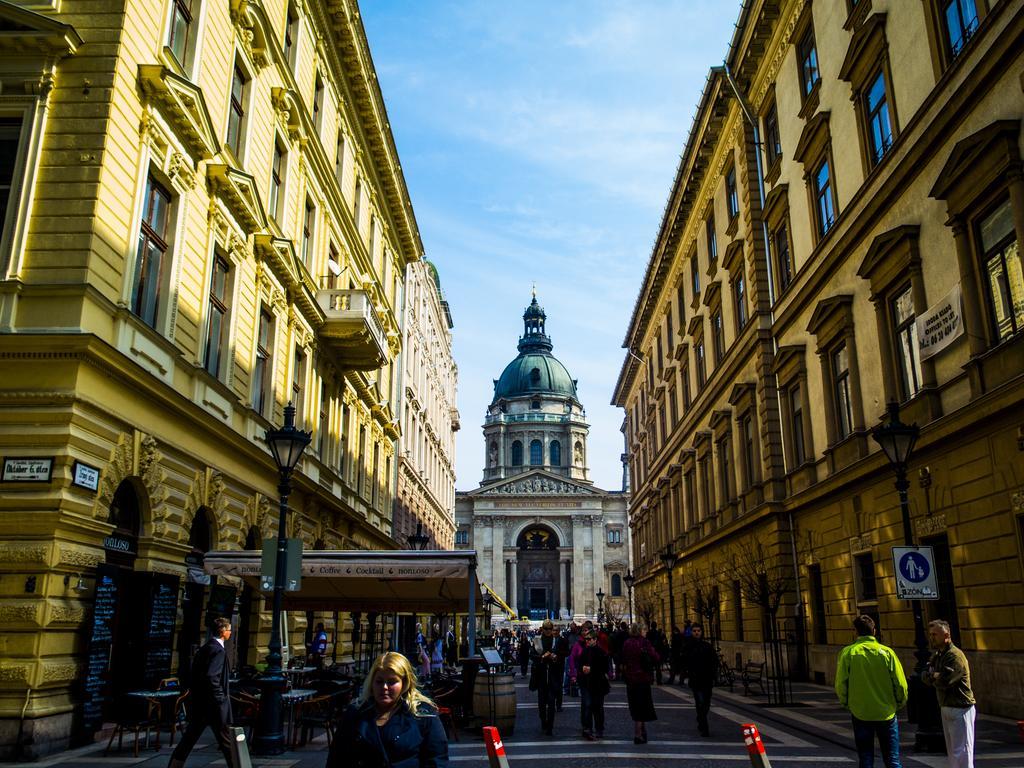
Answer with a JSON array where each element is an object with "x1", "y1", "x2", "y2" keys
[{"x1": 892, "y1": 546, "x2": 939, "y2": 600}]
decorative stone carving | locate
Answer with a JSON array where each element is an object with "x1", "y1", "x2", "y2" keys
[
  {"x1": 93, "y1": 433, "x2": 133, "y2": 520},
  {"x1": 56, "y1": 547, "x2": 101, "y2": 569},
  {"x1": 41, "y1": 662, "x2": 81, "y2": 683},
  {"x1": 0, "y1": 546, "x2": 47, "y2": 563},
  {"x1": 182, "y1": 468, "x2": 228, "y2": 544},
  {"x1": 481, "y1": 476, "x2": 594, "y2": 495},
  {"x1": 139, "y1": 435, "x2": 168, "y2": 522},
  {"x1": 168, "y1": 151, "x2": 196, "y2": 191}
]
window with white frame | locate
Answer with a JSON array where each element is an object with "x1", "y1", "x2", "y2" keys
[
  {"x1": 203, "y1": 252, "x2": 231, "y2": 378},
  {"x1": 252, "y1": 307, "x2": 273, "y2": 415},
  {"x1": 131, "y1": 175, "x2": 173, "y2": 329}
]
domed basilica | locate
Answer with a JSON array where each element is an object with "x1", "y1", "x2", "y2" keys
[{"x1": 455, "y1": 294, "x2": 630, "y2": 623}]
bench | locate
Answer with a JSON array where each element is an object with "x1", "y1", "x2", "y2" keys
[{"x1": 741, "y1": 661, "x2": 766, "y2": 696}]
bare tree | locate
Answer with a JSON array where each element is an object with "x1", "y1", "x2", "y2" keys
[
  {"x1": 637, "y1": 600, "x2": 656, "y2": 630},
  {"x1": 690, "y1": 563, "x2": 722, "y2": 642}
]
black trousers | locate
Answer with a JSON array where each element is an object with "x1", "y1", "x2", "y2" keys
[
  {"x1": 580, "y1": 688, "x2": 605, "y2": 733},
  {"x1": 692, "y1": 685, "x2": 713, "y2": 735},
  {"x1": 170, "y1": 707, "x2": 234, "y2": 766},
  {"x1": 537, "y1": 683, "x2": 558, "y2": 731}
]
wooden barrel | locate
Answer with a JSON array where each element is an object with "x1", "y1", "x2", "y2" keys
[{"x1": 472, "y1": 671, "x2": 516, "y2": 735}]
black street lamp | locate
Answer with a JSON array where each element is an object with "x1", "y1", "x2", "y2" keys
[
  {"x1": 595, "y1": 588, "x2": 605, "y2": 626},
  {"x1": 659, "y1": 545, "x2": 676, "y2": 631},
  {"x1": 253, "y1": 403, "x2": 310, "y2": 755},
  {"x1": 871, "y1": 401, "x2": 943, "y2": 751},
  {"x1": 407, "y1": 522, "x2": 430, "y2": 550},
  {"x1": 623, "y1": 571, "x2": 635, "y2": 624}
]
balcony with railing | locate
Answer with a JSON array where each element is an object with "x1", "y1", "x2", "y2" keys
[{"x1": 317, "y1": 289, "x2": 388, "y2": 369}]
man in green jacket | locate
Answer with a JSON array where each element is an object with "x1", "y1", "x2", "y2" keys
[
  {"x1": 923, "y1": 619, "x2": 975, "y2": 768},
  {"x1": 835, "y1": 615, "x2": 908, "y2": 768}
]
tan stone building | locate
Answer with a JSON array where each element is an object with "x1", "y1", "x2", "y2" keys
[
  {"x1": 0, "y1": 0, "x2": 422, "y2": 756},
  {"x1": 613, "y1": 0, "x2": 1023, "y2": 718},
  {"x1": 393, "y1": 259, "x2": 458, "y2": 550}
]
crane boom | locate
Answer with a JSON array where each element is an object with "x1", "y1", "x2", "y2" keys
[{"x1": 480, "y1": 581, "x2": 517, "y2": 621}]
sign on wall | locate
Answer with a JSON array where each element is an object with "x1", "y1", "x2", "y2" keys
[
  {"x1": 892, "y1": 546, "x2": 939, "y2": 600},
  {"x1": 71, "y1": 461, "x2": 101, "y2": 491},
  {"x1": 916, "y1": 285, "x2": 964, "y2": 361},
  {"x1": 2, "y1": 456, "x2": 54, "y2": 482}
]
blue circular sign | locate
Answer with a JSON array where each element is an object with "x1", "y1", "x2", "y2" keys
[{"x1": 899, "y1": 552, "x2": 930, "y2": 583}]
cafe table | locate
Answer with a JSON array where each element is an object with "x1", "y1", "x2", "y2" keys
[
  {"x1": 281, "y1": 688, "x2": 317, "y2": 745},
  {"x1": 125, "y1": 689, "x2": 181, "y2": 749}
]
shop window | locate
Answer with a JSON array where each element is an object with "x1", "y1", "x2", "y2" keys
[
  {"x1": 252, "y1": 307, "x2": 274, "y2": 415},
  {"x1": 511, "y1": 440, "x2": 523, "y2": 466},
  {"x1": 268, "y1": 138, "x2": 286, "y2": 223},
  {"x1": 225, "y1": 62, "x2": 248, "y2": 159},
  {"x1": 301, "y1": 197, "x2": 316, "y2": 268},
  {"x1": 978, "y1": 198, "x2": 1023, "y2": 341},
  {"x1": 132, "y1": 175, "x2": 174, "y2": 330},
  {"x1": 550, "y1": 440, "x2": 561, "y2": 466},
  {"x1": 203, "y1": 253, "x2": 231, "y2": 378}
]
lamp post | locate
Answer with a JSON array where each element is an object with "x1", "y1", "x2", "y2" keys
[
  {"x1": 595, "y1": 588, "x2": 605, "y2": 626},
  {"x1": 871, "y1": 401, "x2": 943, "y2": 752},
  {"x1": 253, "y1": 403, "x2": 310, "y2": 755},
  {"x1": 623, "y1": 571, "x2": 635, "y2": 624},
  {"x1": 659, "y1": 546, "x2": 676, "y2": 631},
  {"x1": 407, "y1": 522, "x2": 430, "y2": 550}
]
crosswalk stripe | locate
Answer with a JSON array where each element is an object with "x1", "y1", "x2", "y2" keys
[
  {"x1": 449, "y1": 751, "x2": 854, "y2": 762},
  {"x1": 449, "y1": 739, "x2": 813, "y2": 750}
]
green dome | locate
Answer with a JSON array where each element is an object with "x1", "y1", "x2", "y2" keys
[{"x1": 492, "y1": 352, "x2": 578, "y2": 402}]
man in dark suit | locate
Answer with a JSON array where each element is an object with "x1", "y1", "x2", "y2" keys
[{"x1": 168, "y1": 617, "x2": 235, "y2": 768}]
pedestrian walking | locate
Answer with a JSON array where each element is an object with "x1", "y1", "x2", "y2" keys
[
  {"x1": 667, "y1": 625, "x2": 684, "y2": 685},
  {"x1": 167, "y1": 617, "x2": 235, "y2": 768},
  {"x1": 924, "y1": 619, "x2": 976, "y2": 768},
  {"x1": 414, "y1": 622, "x2": 430, "y2": 679},
  {"x1": 529, "y1": 619, "x2": 569, "y2": 735},
  {"x1": 683, "y1": 622, "x2": 717, "y2": 736},
  {"x1": 430, "y1": 623, "x2": 444, "y2": 678},
  {"x1": 835, "y1": 614, "x2": 908, "y2": 768},
  {"x1": 646, "y1": 621, "x2": 667, "y2": 684},
  {"x1": 444, "y1": 625, "x2": 458, "y2": 668},
  {"x1": 621, "y1": 623, "x2": 659, "y2": 744},
  {"x1": 328, "y1": 651, "x2": 449, "y2": 768},
  {"x1": 610, "y1": 621, "x2": 628, "y2": 672},
  {"x1": 517, "y1": 629, "x2": 530, "y2": 677},
  {"x1": 577, "y1": 630, "x2": 610, "y2": 740}
]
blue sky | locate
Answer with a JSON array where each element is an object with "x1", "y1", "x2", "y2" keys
[{"x1": 360, "y1": 2, "x2": 738, "y2": 491}]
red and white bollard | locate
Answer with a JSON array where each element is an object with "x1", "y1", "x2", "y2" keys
[
  {"x1": 741, "y1": 723, "x2": 773, "y2": 768},
  {"x1": 483, "y1": 725, "x2": 511, "y2": 768}
]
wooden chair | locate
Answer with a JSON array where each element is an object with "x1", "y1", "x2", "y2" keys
[
  {"x1": 152, "y1": 690, "x2": 189, "y2": 749},
  {"x1": 230, "y1": 690, "x2": 260, "y2": 741},
  {"x1": 293, "y1": 694, "x2": 336, "y2": 747},
  {"x1": 104, "y1": 697, "x2": 157, "y2": 757}
]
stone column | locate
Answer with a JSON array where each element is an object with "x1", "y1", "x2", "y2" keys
[
  {"x1": 592, "y1": 514, "x2": 606, "y2": 604},
  {"x1": 561, "y1": 557, "x2": 569, "y2": 618},
  {"x1": 509, "y1": 559, "x2": 518, "y2": 616},
  {"x1": 572, "y1": 517, "x2": 587, "y2": 619},
  {"x1": 491, "y1": 517, "x2": 505, "y2": 604}
]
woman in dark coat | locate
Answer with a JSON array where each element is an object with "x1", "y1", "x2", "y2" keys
[
  {"x1": 577, "y1": 630, "x2": 611, "y2": 739},
  {"x1": 620, "y1": 622, "x2": 660, "y2": 744},
  {"x1": 328, "y1": 651, "x2": 448, "y2": 768}
]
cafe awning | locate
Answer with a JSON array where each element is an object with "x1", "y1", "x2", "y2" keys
[{"x1": 203, "y1": 549, "x2": 481, "y2": 614}]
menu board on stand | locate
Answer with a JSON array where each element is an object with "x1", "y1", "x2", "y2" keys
[
  {"x1": 141, "y1": 573, "x2": 180, "y2": 687},
  {"x1": 80, "y1": 564, "x2": 123, "y2": 735}
]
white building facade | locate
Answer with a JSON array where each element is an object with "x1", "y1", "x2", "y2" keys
[
  {"x1": 394, "y1": 260, "x2": 458, "y2": 549},
  {"x1": 455, "y1": 295, "x2": 630, "y2": 622}
]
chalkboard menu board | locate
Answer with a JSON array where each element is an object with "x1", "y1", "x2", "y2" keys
[
  {"x1": 81, "y1": 564, "x2": 122, "y2": 733},
  {"x1": 142, "y1": 574, "x2": 179, "y2": 687}
]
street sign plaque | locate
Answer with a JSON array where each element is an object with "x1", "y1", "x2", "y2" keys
[
  {"x1": 892, "y1": 546, "x2": 939, "y2": 600},
  {"x1": 260, "y1": 538, "x2": 303, "y2": 591}
]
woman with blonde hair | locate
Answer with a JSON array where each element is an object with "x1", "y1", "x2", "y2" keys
[{"x1": 328, "y1": 652, "x2": 448, "y2": 767}]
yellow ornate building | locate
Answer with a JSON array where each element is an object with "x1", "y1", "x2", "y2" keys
[
  {"x1": 0, "y1": 0, "x2": 421, "y2": 757},
  {"x1": 613, "y1": 0, "x2": 1023, "y2": 718}
]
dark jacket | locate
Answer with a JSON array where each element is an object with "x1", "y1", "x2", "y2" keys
[
  {"x1": 578, "y1": 645, "x2": 611, "y2": 697},
  {"x1": 189, "y1": 638, "x2": 231, "y2": 723},
  {"x1": 529, "y1": 634, "x2": 569, "y2": 690},
  {"x1": 328, "y1": 699, "x2": 449, "y2": 768},
  {"x1": 924, "y1": 643, "x2": 975, "y2": 708},
  {"x1": 620, "y1": 636, "x2": 659, "y2": 686},
  {"x1": 683, "y1": 637, "x2": 718, "y2": 689}
]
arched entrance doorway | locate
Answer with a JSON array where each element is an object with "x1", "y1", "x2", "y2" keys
[{"x1": 516, "y1": 525, "x2": 560, "y2": 620}]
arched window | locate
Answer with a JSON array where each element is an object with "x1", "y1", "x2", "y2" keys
[
  {"x1": 511, "y1": 440, "x2": 523, "y2": 466},
  {"x1": 530, "y1": 439, "x2": 542, "y2": 465},
  {"x1": 611, "y1": 573, "x2": 622, "y2": 597},
  {"x1": 550, "y1": 440, "x2": 561, "y2": 466}
]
